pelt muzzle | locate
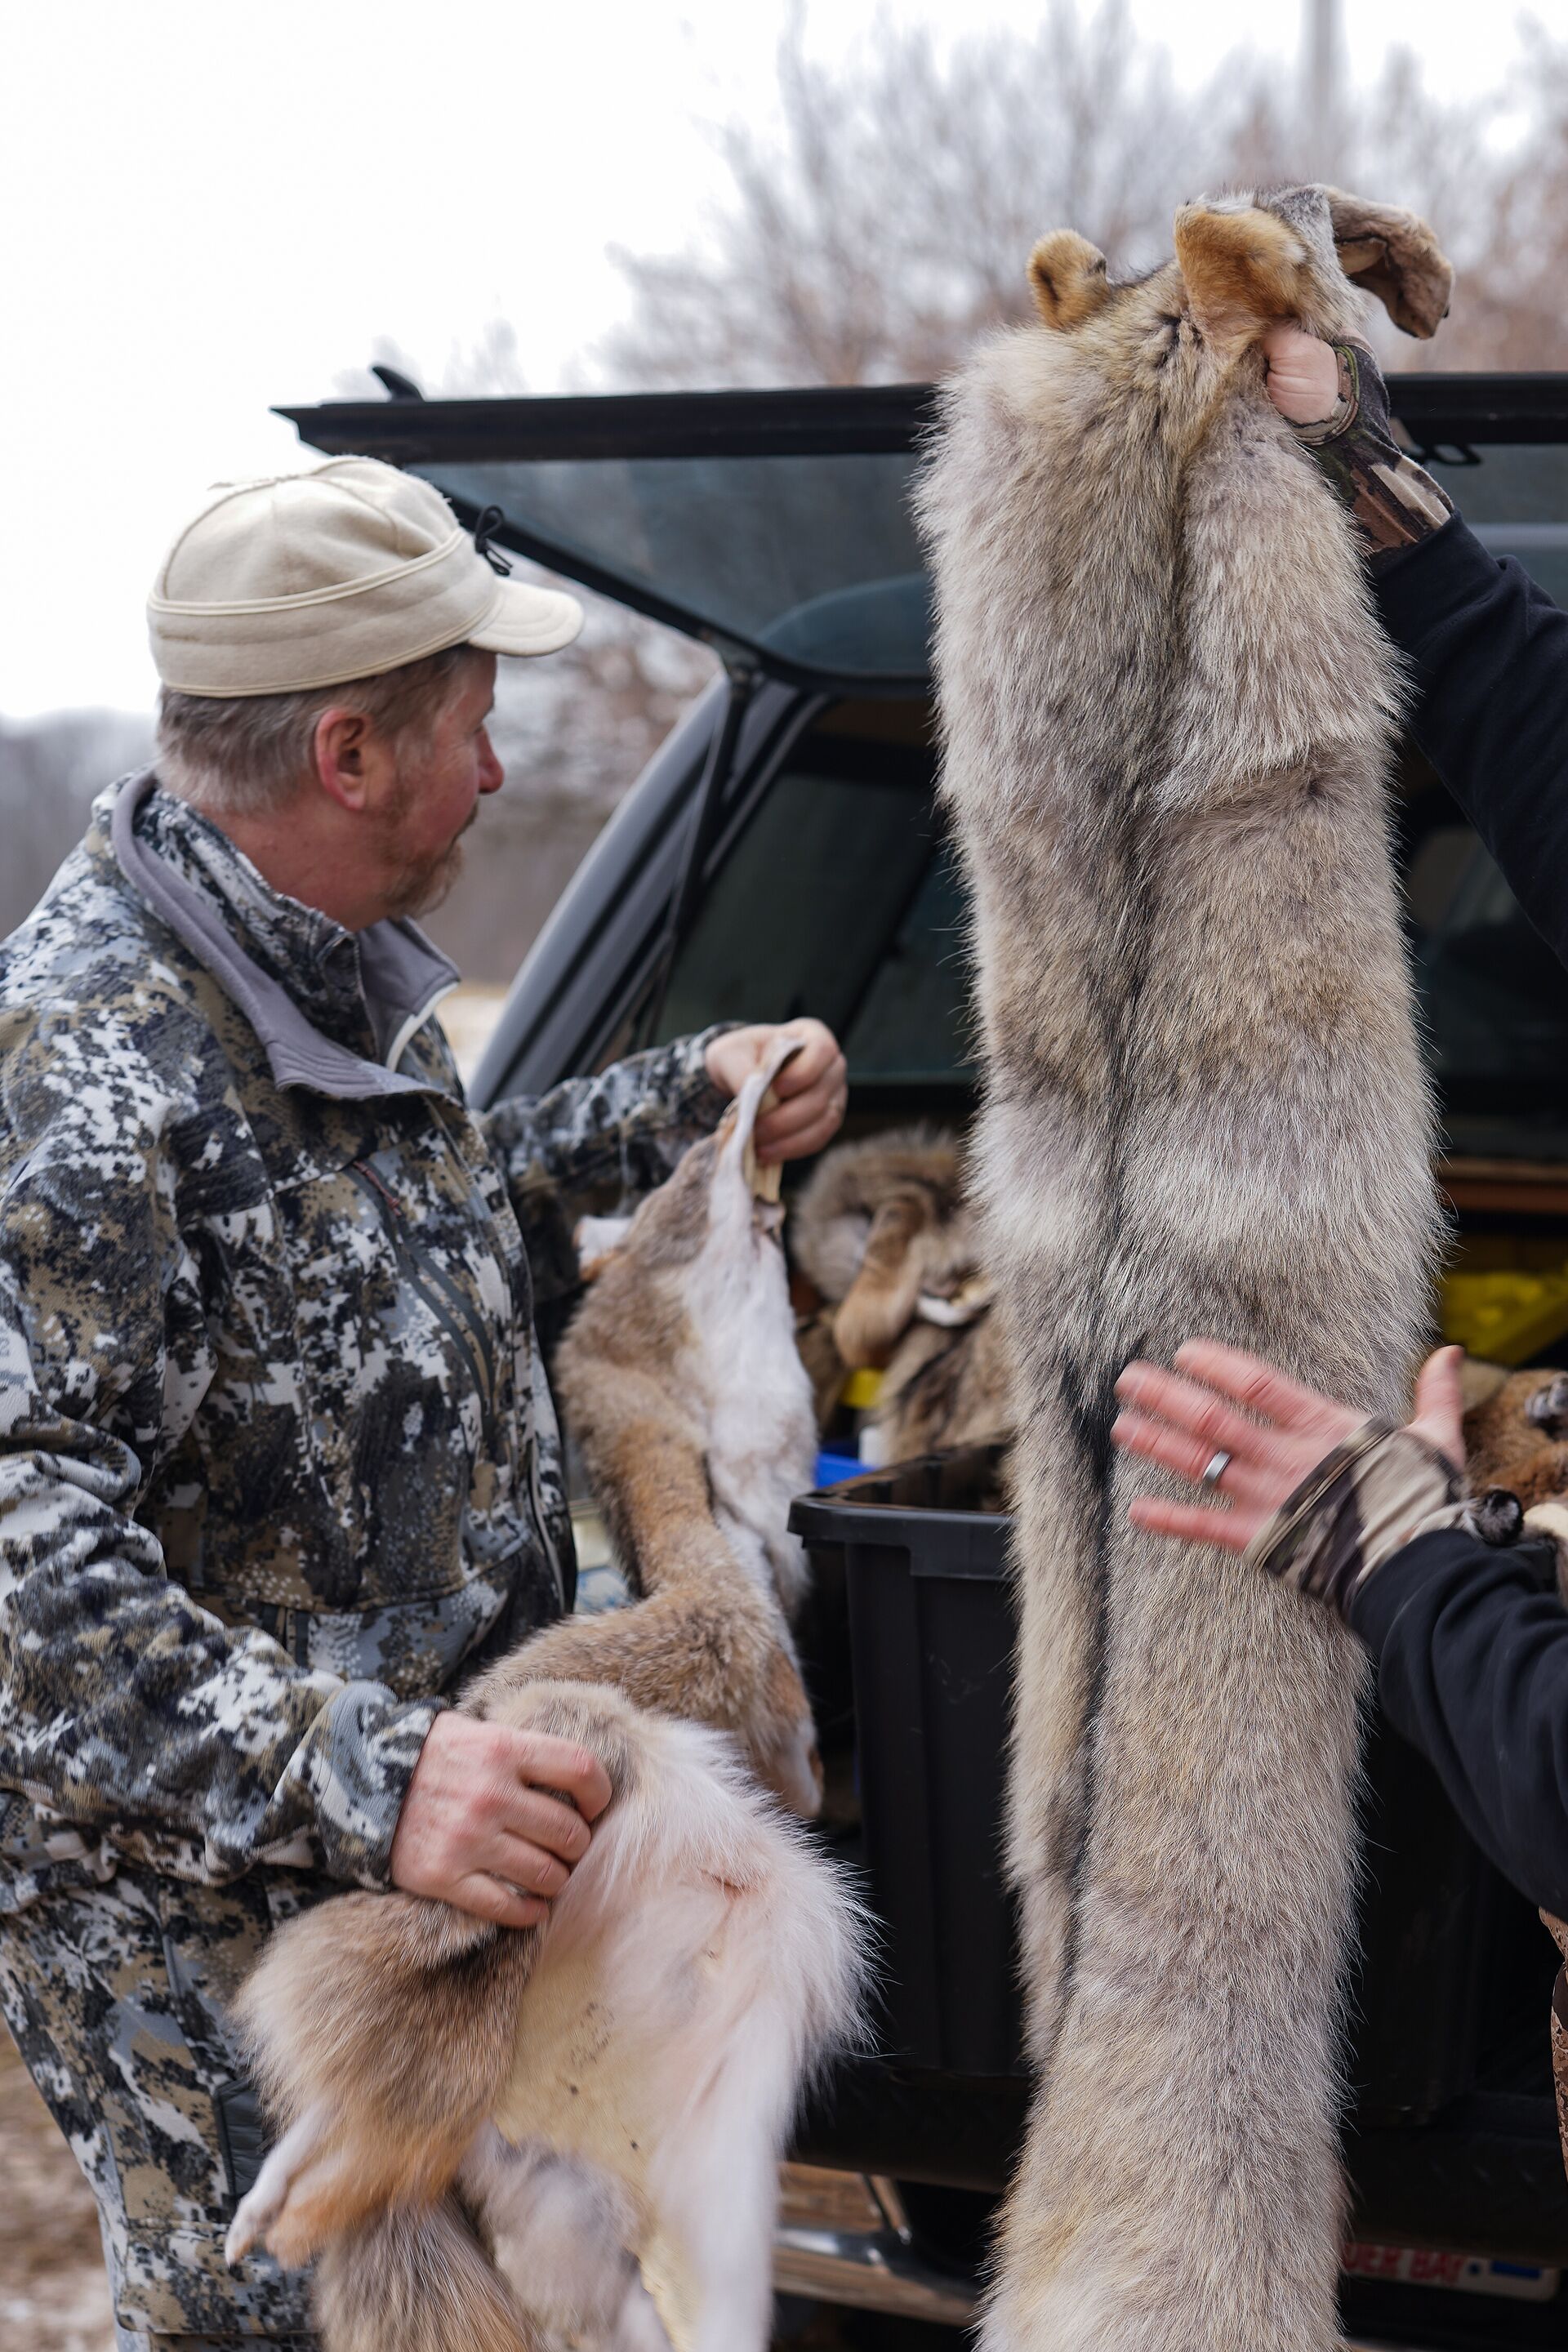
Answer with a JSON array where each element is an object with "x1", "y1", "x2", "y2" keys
[{"x1": 919, "y1": 181, "x2": 1447, "y2": 2349}]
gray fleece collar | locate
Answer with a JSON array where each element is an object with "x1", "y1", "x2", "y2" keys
[{"x1": 110, "y1": 771, "x2": 460, "y2": 1100}]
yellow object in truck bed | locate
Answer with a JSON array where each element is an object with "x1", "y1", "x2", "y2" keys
[{"x1": 1441, "y1": 1235, "x2": 1568, "y2": 1365}]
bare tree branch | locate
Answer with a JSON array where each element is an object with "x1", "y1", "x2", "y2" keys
[{"x1": 603, "y1": 4, "x2": 1568, "y2": 386}]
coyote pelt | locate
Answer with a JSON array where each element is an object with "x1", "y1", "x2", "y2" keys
[
  {"x1": 225, "y1": 1045, "x2": 862, "y2": 2352},
  {"x1": 1463, "y1": 1362, "x2": 1568, "y2": 1590},
  {"x1": 1465, "y1": 1362, "x2": 1568, "y2": 1510},
  {"x1": 919, "y1": 186, "x2": 1452, "y2": 2350},
  {"x1": 509, "y1": 1048, "x2": 825, "y2": 1820},
  {"x1": 792, "y1": 1128, "x2": 1013, "y2": 1463}
]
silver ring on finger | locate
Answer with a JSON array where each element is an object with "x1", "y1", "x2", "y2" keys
[{"x1": 1200, "y1": 1449, "x2": 1232, "y2": 1490}]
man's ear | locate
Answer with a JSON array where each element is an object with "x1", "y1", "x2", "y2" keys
[
  {"x1": 1028, "y1": 231, "x2": 1112, "y2": 331},
  {"x1": 1321, "y1": 188, "x2": 1454, "y2": 338},
  {"x1": 313, "y1": 705, "x2": 390, "y2": 813},
  {"x1": 1173, "y1": 202, "x2": 1313, "y2": 357}
]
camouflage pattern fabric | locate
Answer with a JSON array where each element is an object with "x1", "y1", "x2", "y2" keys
[
  {"x1": 1292, "y1": 341, "x2": 1455, "y2": 568},
  {"x1": 0, "y1": 773, "x2": 730, "y2": 2335},
  {"x1": 1242, "y1": 1420, "x2": 1469, "y2": 1613},
  {"x1": 1545, "y1": 1910, "x2": 1568, "y2": 2185},
  {"x1": 0, "y1": 1861, "x2": 317, "y2": 2341}
]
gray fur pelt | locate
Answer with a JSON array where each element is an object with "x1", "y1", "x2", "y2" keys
[{"x1": 917, "y1": 185, "x2": 1453, "y2": 2350}]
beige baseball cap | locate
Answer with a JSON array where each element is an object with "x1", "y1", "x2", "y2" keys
[{"x1": 147, "y1": 456, "x2": 584, "y2": 697}]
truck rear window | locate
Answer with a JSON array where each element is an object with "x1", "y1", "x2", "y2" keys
[
  {"x1": 655, "y1": 709, "x2": 1568, "y2": 1156},
  {"x1": 657, "y1": 730, "x2": 973, "y2": 1087}
]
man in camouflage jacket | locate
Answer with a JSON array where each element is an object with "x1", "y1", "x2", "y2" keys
[{"x1": 0, "y1": 458, "x2": 848, "y2": 2350}]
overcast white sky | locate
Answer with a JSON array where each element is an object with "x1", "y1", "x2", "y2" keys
[{"x1": 0, "y1": 0, "x2": 1535, "y2": 719}]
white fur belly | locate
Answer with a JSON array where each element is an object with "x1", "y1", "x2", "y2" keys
[{"x1": 686, "y1": 1239, "x2": 816, "y2": 1604}]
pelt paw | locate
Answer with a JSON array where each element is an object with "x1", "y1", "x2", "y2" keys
[
  {"x1": 1461, "y1": 1486, "x2": 1525, "y2": 1546},
  {"x1": 1526, "y1": 1374, "x2": 1568, "y2": 1435},
  {"x1": 224, "y1": 2104, "x2": 336, "y2": 2270},
  {"x1": 225, "y1": 2181, "x2": 279, "y2": 2268}
]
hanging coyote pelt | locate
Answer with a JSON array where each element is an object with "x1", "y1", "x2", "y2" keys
[{"x1": 917, "y1": 187, "x2": 1452, "y2": 2350}]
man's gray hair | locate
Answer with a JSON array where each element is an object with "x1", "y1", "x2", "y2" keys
[{"x1": 156, "y1": 644, "x2": 479, "y2": 817}]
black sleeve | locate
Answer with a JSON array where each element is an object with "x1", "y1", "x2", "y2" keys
[
  {"x1": 1375, "y1": 514, "x2": 1568, "y2": 974},
  {"x1": 1349, "y1": 1528, "x2": 1568, "y2": 1915}
]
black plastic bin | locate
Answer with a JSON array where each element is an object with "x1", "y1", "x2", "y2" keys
[{"x1": 791, "y1": 1444, "x2": 1515, "y2": 2122}]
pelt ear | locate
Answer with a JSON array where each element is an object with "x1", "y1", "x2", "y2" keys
[
  {"x1": 832, "y1": 1194, "x2": 934, "y2": 1369},
  {"x1": 1173, "y1": 202, "x2": 1313, "y2": 356},
  {"x1": 1028, "y1": 231, "x2": 1111, "y2": 331},
  {"x1": 1321, "y1": 187, "x2": 1454, "y2": 338}
]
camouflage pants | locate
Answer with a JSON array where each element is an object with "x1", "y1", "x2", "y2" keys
[{"x1": 0, "y1": 1860, "x2": 317, "y2": 2343}]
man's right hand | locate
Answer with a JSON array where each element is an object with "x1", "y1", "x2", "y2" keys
[{"x1": 389, "y1": 1710, "x2": 612, "y2": 1927}]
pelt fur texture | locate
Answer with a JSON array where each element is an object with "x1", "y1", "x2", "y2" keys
[
  {"x1": 917, "y1": 185, "x2": 1453, "y2": 2350},
  {"x1": 225, "y1": 1041, "x2": 864, "y2": 2352},
  {"x1": 791, "y1": 1127, "x2": 1013, "y2": 1464}
]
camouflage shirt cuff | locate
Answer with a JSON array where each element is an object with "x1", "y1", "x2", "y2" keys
[
  {"x1": 274, "y1": 1685, "x2": 443, "y2": 1889},
  {"x1": 1244, "y1": 1422, "x2": 1466, "y2": 1619},
  {"x1": 1291, "y1": 343, "x2": 1361, "y2": 448},
  {"x1": 1293, "y1": 344, "x2": 1455, "y2": 568},
  {"x1": 666, "y1": 1022, "x2": 742, "y2": 1133}
]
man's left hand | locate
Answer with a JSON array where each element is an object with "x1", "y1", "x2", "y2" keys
[{"x1": 704, "y1": 1019, "x2": 847, "y2": 1164}]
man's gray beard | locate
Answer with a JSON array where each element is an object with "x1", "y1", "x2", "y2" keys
[{"x1": 385, "y1": 836, "x2": 465, "y2": 922}]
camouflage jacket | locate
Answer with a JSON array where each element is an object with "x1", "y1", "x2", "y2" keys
[{"x1": 0, "y1": 772, "x2": 728, "y2": 1911}]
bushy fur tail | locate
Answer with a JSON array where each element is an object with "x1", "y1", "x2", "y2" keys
[
  {"x1": 229, "y1": 1684, "x2": 866, "y2": 2352},
  {"x1": 226, "y1": 1888, "x2": 542, "y2": 2265},
  {"x1": 314, "y1": 2197, "x2": 541, "y2": 2352},
  {"x1": 479, "y1": 1696, "x2": 869, "y2": 2352}
]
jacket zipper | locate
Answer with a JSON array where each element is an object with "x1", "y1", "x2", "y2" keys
[
  {"x1": 524, "y1": 1359, "x2": 567, "y2": 1614},
  {"x1": 429, "y1": 1123, "x2": 565, "y2": 1612},
  {"x1": 351, "y1": 1150, "x2": 564, "y2": 1610},
  {"x1": 348, "y1": 1161, "x2": 499, "y2": 1446}
]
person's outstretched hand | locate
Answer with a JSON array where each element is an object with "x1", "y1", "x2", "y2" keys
[
  {"x1": 1262, "y1": 322, "x2": 1342, "y2": 425},
  {"x1": 1111, "y1": 1339, "x2": 1467, "y2": 1552},
  {"x1": 390, "y1": 1712, "x2": 612, "y2": 1927},
  {"x1": 705, "y1": 1018, "x2": 848, "y2": 1164}
]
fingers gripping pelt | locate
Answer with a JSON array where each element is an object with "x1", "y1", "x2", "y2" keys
[
  {"x1": 919, "y1": 187, "x2": 1451, "y2": 2350},
  {"x1": 227, "y1": 1043, "x2": 864, "y2": 2352}
]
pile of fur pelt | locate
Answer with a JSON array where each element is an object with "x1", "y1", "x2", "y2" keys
[
  {"x1": 791, "y1": 1127, "x2": 1012, "y2": 1465},
  {"x1": 1464, "y1": 1357, "x2": 1568, "y2": 1574}
]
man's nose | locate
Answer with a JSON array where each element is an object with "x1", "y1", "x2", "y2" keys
[{"x1": 479, "y1": 731, "x2": 505, "y2": 794}]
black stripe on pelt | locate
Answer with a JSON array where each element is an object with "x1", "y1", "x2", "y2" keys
[
  {"x1": 1037, "y1": 581, "x2": 1186, "y2": 2069},
  {"x1": 1047, "y1": 1337, "x2": 1143, "y2": 2032}
]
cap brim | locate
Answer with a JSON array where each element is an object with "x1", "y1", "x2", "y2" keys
[{"x1": 469, "y1": 577, "x2": 586, "y2": 658}]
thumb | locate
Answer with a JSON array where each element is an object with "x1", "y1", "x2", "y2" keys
[
  {"x1": 1261, "y1": 319, "x2": 1317, "y2": 365},
  {"x1": 1410, "y1": 1343, "x2": 1466, "y2": 1472}
]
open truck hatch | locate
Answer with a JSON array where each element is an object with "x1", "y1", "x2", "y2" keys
[
  {"x1": 278, "y1": 372, "x2": 1568, "y2": 686},
  {"x1": 278, "y1": 368, "x2": 1568, "y2": 1174}
]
